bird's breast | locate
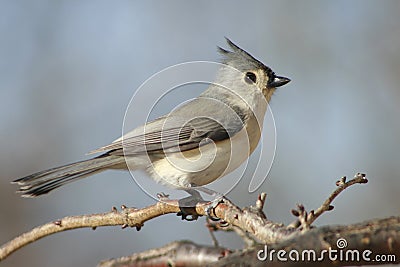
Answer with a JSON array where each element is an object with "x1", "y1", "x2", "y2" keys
[{"x1": 147, "y1": 114, "x2": 263, "y2": 188}]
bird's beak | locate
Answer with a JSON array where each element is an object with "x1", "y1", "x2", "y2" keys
[{"x1": 267, "y1": 76, "x2": 291, "y2": 88}]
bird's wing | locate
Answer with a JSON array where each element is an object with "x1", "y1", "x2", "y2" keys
[
  {"x1": 89, "y1": 97, "x2": 246, "y2": 156},
  {"x1": 89, "y1": 115, "x2": 244, "y2": 156}
]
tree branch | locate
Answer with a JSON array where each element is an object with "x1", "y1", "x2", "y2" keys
[
  {"x1": 0, "y1": 200, "x2": 181, "y2": 260},
  {"x1": 0, "y1": 195, "x2": 292, "y2": 260},
  {"x1": 98, "y1": 217, "x2": 400, "y2": 266},
  {"x1": 98, "y1": 240, "x2": 231, "y2": 267},
  {"x1": 213, "y1": 216, "x2": 400, "y2": 266},
  {"x1": 2, "y1": 172, "x2": 390, "y2": 267}
]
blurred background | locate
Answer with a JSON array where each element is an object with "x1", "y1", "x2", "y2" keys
[{"x1": 1, "y1": 1, "x2": 400, "y2": 266}]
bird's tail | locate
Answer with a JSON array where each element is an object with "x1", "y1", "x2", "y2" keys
[{"x1": 12, "y1": 154, "x2": 125, "y2": 197}]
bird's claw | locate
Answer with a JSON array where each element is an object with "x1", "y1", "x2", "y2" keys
[
  {"x1": 177, "y1": 211, "x2": 199, "y2": 221},
  {"x1": 156, "y1": 192, "x2": 170, "y2": 201},
  {"x1": 205, "y1": 196, "x2": 224, "y2": 221},
  {"x1": 177, "y1": 195, "x2": 202, "y2": 221}
]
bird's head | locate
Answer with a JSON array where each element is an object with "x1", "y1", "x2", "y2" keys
[{"x1": 217, "y1": 38, "x2": 290, "y2": 102}]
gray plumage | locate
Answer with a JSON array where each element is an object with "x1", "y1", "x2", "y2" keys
[{"x1": 13, "y1": 38, "x2": 290, "y2": 197}]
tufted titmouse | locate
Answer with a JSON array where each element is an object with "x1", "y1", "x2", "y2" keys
[{"x1": 13, "y1": 38, "x2": 290, "y2": 197}]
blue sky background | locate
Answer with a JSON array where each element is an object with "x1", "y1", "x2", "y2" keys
[{"x1": 1, "y1": 1, "x2": 400, "y2": 266}]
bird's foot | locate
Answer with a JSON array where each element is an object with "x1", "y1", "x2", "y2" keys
[
  {"x1": 177, "y1": 194, "x2": 203, "y2": 221},
  {"x1": 205, "y1": 195, "x2": 225, "y2": 221}
]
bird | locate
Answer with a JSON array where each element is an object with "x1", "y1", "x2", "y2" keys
[{"x1": 13, "y1": 38, "x2": 290, "y2": 198}]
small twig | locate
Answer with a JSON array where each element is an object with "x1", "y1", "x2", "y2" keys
[
  {"x1": 308, "y1": 172, "x2": 367, "y2": 225},
  {"x1": 289, "y1": 173, "x2": 368, "y2": 229},
  {"x1": 255, "y1": 192, "x2": 267, "y2": 213},
  {"x1": 291, "y1": 204, "x2": 310, "y2": 231},
  {"x1": 206, "y1": 218, "x2": 220, "y2": 247},
  {"x1": 206, "y1": 218, "x2": 258, "y2": 248}
]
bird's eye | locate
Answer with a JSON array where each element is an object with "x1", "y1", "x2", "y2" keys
[{"x1": 245, "y1": 72, "x2": 257, "y2": 84}]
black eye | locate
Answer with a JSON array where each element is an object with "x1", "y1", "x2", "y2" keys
[{"x1": 245, "y1": 72, "x2": 257, "y2": 84}]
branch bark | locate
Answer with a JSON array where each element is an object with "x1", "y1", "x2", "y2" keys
[
  {"x1": 214, "y1": 216, "x2": 400, "y2": 266},
  {"x1": 0, "y1": 196, "x2": 294, "y2": 260},
  {"x1": 2, "y1": 173, "x2": 397, "y2": 267},
  {"x1": 98, "y1": 240, "x2": 231, "y2": 267},
  {"x1": 98, "y1": 217, "x2": 400, "y2": 267}
]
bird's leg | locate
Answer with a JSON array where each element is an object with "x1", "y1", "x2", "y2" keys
[
  {"x1": 156, "y1": 191, "x2": 200, "y2": 221},
  {"x1": 205, "y1": 197, "x2": 224, "y2": 221},
  {"x1": 184, "y1": 187, "x2": 204, "y2": 200},
  {"x1": 189, "y1": 184, "x2": 225, "y2": 221},
  {"x1": 175, "y1": 185, "x2": 225, "y2": 221},
  {"x1": 176, "y1": 188, "x2": 206, "y2": 221},
  {"x1": 195, "y1": 186, "x2": 223, "y2": 198}
]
